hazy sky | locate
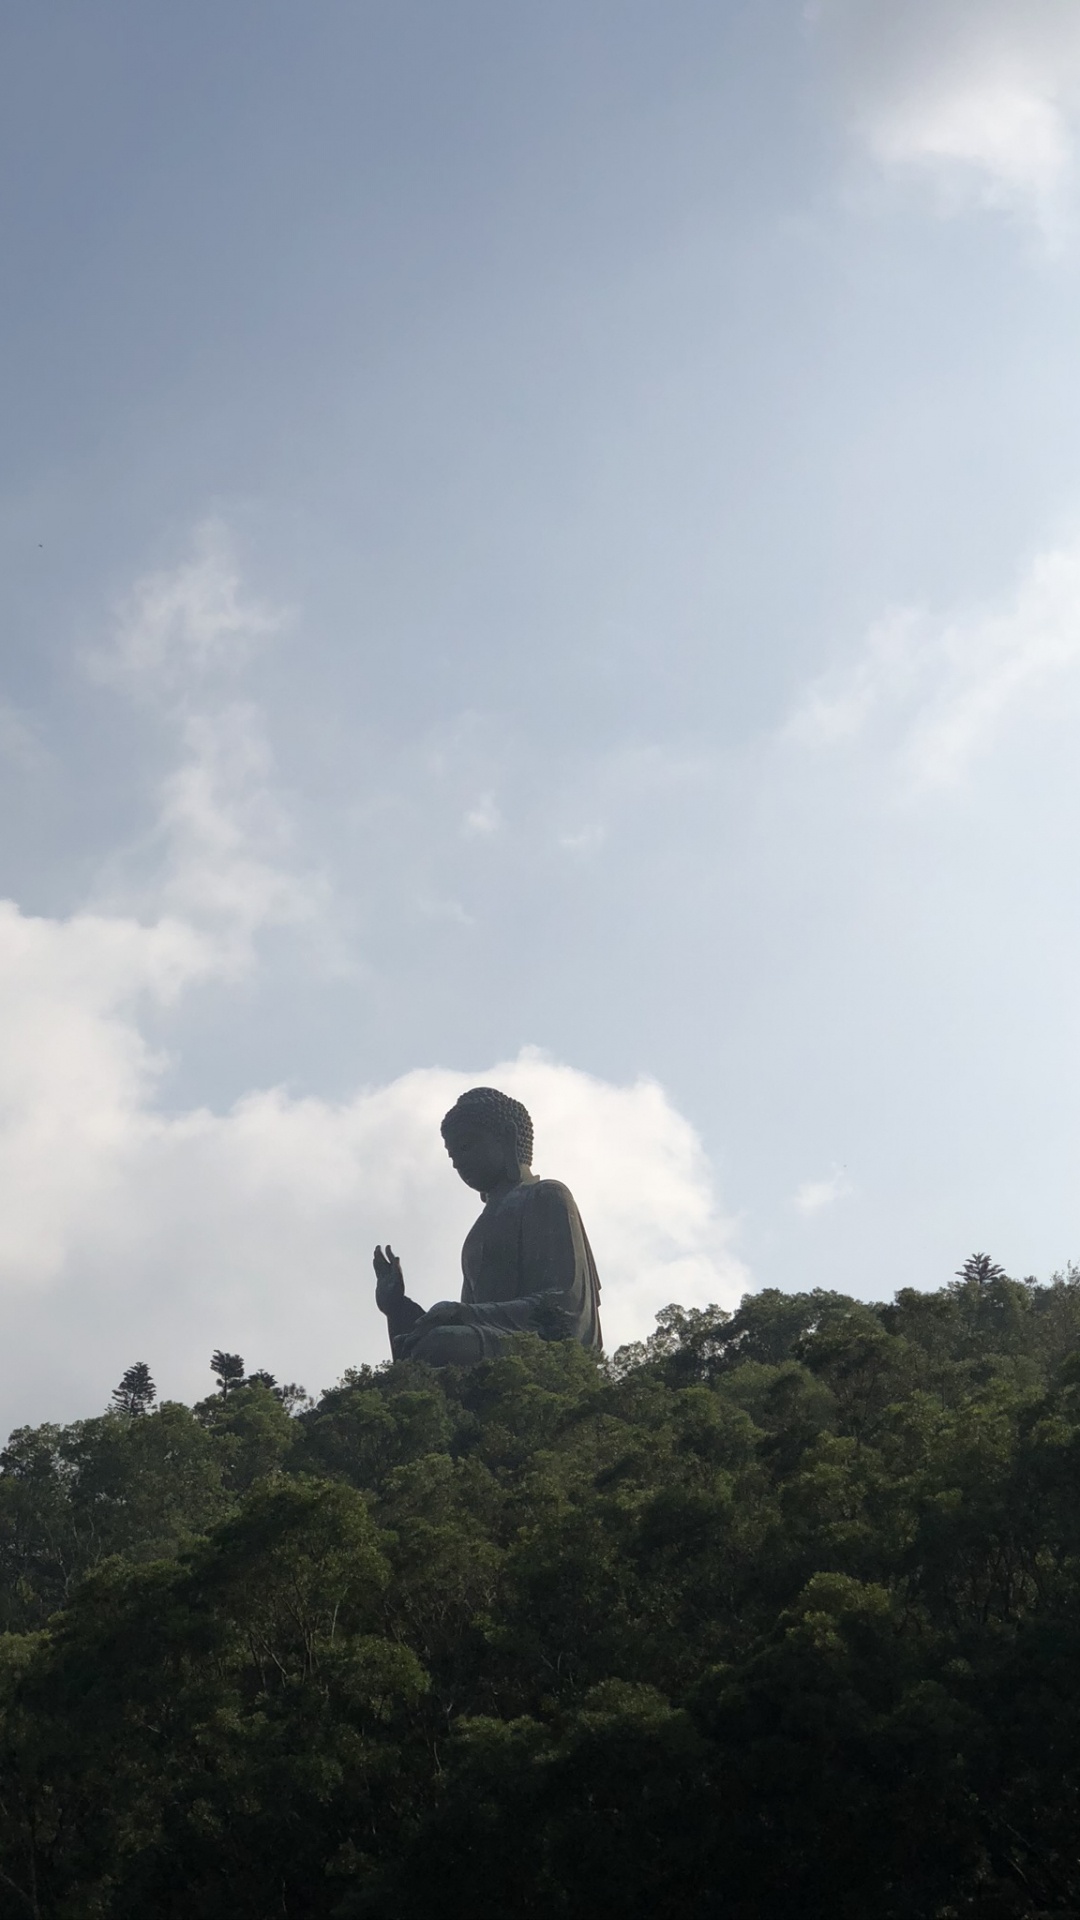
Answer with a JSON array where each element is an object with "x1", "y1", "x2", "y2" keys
[{"x1": 4, "y1": 0, "x2": 1080, "y2": 1424}]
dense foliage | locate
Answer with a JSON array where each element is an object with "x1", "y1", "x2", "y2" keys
[{"x1": 2, "y1": 1257, "x2": 1080, "y2": 1917}]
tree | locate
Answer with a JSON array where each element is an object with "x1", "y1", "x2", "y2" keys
[
  {"x1": 110, "y1": 1362, "x2": 156, "y2": 1416},
  {"x1": 226, "y1": 1367, "x2": 308, "y2": 1412},
  {"x1": 273, "y1": 1381, "x2": 309, "y2": 1412},
  {"x1": 211, "y1": 1350, "x2": 246, "y2": 1396},
  {"x1": 955, "y1": 1251, "x2": 1006, "y2": 1287}
]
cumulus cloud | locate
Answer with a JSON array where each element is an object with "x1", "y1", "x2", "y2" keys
[
  {"x1": 0, "y1": 533, "x2": 744, "y2": 1430},
  {"x1": 785, "y1": 532, "x2": 1080, "y2": 791},
  {"x1": 816, "y1": 0, "x2": 1080, "y2": 238}
]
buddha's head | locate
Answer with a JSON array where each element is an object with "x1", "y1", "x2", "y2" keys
[{"x1": 440, "y1": 1087, "x2": 534, "y2": 1194}]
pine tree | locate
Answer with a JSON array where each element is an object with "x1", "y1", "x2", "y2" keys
[
  {"x1": 110, "y1": 1362, "x2": 157, "y2": 1416},
  {"x1": 211, "y1": 1350, "x2": 246, "y2": 1396},
  {"x1": 955, "y1": 1252, "x2": 1006, "y2": 1287}
]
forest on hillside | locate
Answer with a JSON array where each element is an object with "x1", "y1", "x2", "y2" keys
[{"x1": 1, "y1": 1257, "x2": 1080, "y2": 1918}]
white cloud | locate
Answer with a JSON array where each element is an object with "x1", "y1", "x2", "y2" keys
[
  {"x1": 100, "y1": 518, "x2": 283, "y2": 695},
  {"x1": 784, "y1": 609, "x2": 926, "y2": 752},
  {"x1": 817, "y1": 0, "x2": 1080, "y2": 238},
  {"x1": 792, "y1": 1167, "x2": 852, "y2": 1216},
  {"x1": 785, "y1": 532, "x2": 1080, "y2": 790},
  {"x1": 0, "y1": 533, "x2": 745, "y2": 1430},
  {"x1": 153, "y1": 703, "x2": 322, "y2": 965},
  {"x1": 95, "y1": 526, "x2": 323, "y2": 975},
  {"x1": 0, "y1": 902, "x2": 218, "y2": 1290}
]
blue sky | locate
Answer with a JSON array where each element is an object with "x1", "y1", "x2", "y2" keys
[{"x1": 3, "y1": 0, "x2": 1080, "y2": 1422}]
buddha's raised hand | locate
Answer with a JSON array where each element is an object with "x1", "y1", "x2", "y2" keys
[{"x1": 373, "y1": 1244, "x2": 405, "y2": 1314}]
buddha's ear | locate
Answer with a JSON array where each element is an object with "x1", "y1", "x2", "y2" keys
[{"x1": 502, "y1": 1134, "x2": 523, "y2": 1182}]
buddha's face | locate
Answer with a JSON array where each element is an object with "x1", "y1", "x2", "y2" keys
[{"x1": 443, "y1": 1120, "x2": 515, "y2": 1193}]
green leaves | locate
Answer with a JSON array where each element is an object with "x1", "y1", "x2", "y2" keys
[{"x1": 4, "y1": 1273, "x2": 1080, "y2": 1913}]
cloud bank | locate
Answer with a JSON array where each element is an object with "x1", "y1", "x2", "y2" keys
[{"x1": 0, "y1": 533, "x2": 745, "y2": 1430}]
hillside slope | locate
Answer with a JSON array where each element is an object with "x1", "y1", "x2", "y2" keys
[{"x1": 1, "y1": 1257, "x2": 1079, "y2": 1917}]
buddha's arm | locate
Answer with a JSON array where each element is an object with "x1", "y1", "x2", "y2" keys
[
  {"x1": 386, "y1": 1294, "x2": 426, "y2": 1357},
  {"x1": 373, "y1": 1246, "x2": 426, "y2": 1359}
]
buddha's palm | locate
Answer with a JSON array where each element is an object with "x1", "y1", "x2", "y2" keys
[{"x1": 373, "y1": 1244, "x2": 405, "y2": 1313}]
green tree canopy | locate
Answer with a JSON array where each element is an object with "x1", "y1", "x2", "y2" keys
[
  {"x1": 110, "y1": 1361, "x2": 157, "y2": 1416},
  {"x1": 2, "y1": 1259, "x2": 1080, "y2": 1915}
]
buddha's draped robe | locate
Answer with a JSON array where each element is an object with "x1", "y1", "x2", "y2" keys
[{"x1": 399, "y1": 1173, "x2": 602, "y2": 1364}]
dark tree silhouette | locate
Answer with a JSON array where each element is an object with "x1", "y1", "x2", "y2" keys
[
  {"x1": 110, "y1": 1362, "x2": 156, "y2": 1416},
  {"x1": 245, "y1": 1369, "x2": 277, "y2": 1390},
  {"x1": 274, "y1": 1382, "x2": 309, "y2": 1412},
  {"x1": 210, "y1": 1350, "x2": 246, "y2": 1396},
  {"x1": 956, "y1": 1251, "x2": 1007, "y2": 1287}
]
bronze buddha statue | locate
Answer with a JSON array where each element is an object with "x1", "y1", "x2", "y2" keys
[{"x1": 373, "y1": 1086, "x2": 602, "y2": 1364}]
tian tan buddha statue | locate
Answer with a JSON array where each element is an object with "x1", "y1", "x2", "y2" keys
[{"x1": 373, "y1": 1086, "x2": 602, "y2": 1365}]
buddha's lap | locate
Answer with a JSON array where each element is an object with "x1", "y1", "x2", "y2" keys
[{"x1": 410, "y1": 1322, "x2": 485, "y2": 1367}]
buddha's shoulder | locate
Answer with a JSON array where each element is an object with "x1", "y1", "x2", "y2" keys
[{"x1": 520, "y1": 1176, "x2": 579, "y2": 1209}]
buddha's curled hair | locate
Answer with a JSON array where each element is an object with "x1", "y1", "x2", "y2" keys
[{"x1": 441, "y1": 1087, "x2": 534, "y2": 1166}]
